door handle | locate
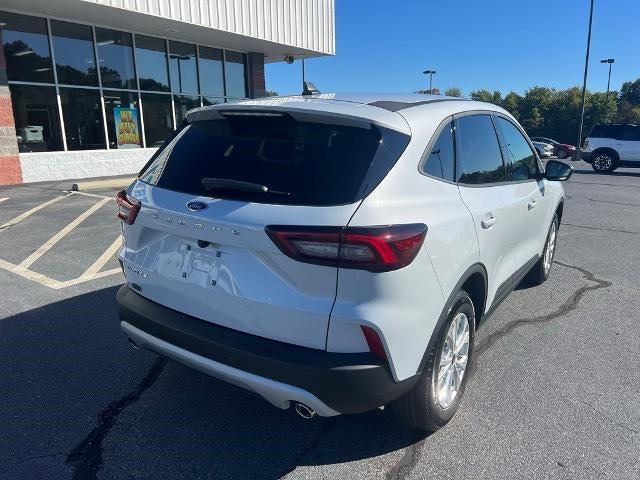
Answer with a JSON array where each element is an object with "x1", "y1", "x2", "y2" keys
[
  {"x1": 528, "y1": 199, "x2": 538, "y2": 210},
  {"x1": 481, "y1": 214, "x2": 497, "y2": 229}
]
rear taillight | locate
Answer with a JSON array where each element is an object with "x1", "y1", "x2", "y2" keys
[
  {"x1": 116, "y1": 190, "x2": 141, "y2": 225},
  {"x1": 265, "y1": 224, "x2": 427, "y2": 272}
]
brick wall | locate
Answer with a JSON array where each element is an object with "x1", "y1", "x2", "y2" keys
[{"x1": 0, "y1": 30, "x2": 22, "y2": 185}]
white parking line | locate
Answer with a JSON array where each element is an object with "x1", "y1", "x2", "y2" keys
[
  {"x1": 67, "y1": 190, "x2": 113, "y2": 200},
  {"x1": 19, "y1": 198, "x2": 110, "y2": 269},
  {"x1": 0, "y1": 194, "x2": 70, "y2": 231},
  {"x1": 0, "y1": 198, "x2": 8, "y2": 204},
  {"x1": 81, "y1": 236, "x2": 122, "y2": 277}
]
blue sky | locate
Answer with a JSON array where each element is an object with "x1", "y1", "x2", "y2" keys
[{"x1": 266, "y1": 0, "x2": 640, "y2": 97}]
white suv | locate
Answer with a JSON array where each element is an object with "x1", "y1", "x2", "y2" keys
[
  {"x1": 582, "y1": 123, "x2": 640, "y2": 172},
  {"x1": 116, "y1": 93, "x2": 572, "y2": 431}
]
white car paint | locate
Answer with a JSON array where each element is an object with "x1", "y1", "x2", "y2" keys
[{"x1": 118, "y1": 92, "x2": 565, "y2": 406}]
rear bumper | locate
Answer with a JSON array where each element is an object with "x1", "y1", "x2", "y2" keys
[{"x1": 116, "y1": 285, "x2": 418, "y2": 415}]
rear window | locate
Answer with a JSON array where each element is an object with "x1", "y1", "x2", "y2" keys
[{"x1": 139, "y1": 114, "x2": 409, "y2": 206}]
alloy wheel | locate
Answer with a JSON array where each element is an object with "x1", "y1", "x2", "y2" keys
[
  {"x1": 593, "y1": 154, "x2": 612, "y2": 171},
  {"x1": 544, "y1": 221, "x2": 557, "y2": 275},
  {"x1": 434, "y1": 312, "x2": 470, "y2": 409}
]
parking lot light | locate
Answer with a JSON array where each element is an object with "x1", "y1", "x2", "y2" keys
[
  {"x1": 600, "y1": 58, "x2": 615, "y2": 119},
  {"x1": 575, "y1": 0, "x2": 595, "y2": 160}
]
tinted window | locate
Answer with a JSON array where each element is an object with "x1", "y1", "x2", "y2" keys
[
  {"x1": 50, "y1": 20, "x2": 97, "y2": 86},
  {"x1": 140, "y1": 116, "x2": 409, "y2": 206},
  {"x1": 224, "y1": 51, "x2": 247, "y2": 98},
  {"x1": 619, "y1": 125, "x2": 640, "y2": 141},
  {"x1": 1, "y1": 11, "x2": 54, "y2": 83},
  {"x1": 423, "y1": 122, "x2": 455, "y2": 181},
  {"x1": 103, "y1": 90, "x2": 142, "y2": 149},
  {"x1": 495, "y1": 117, "x2": 539, "y2": 181},
  {"x1": 455, "y1": 115, "x2": 506, "y2": 184},
  {"x1": 198, "y1": 46, "x2": 224, "y2": 97},
  {"x1": 9, "y1": 84, "x2": 63, "y2": 152},
  {"x1": 135, "y1": 35, "x2": 170, "y2": 92},
  {"x1": 141, "y1": 93, "x2": 173, "y2": 147},
  {"x1": 169, "y1": 41, "x2": 198, "y2": 94},
  {"x1": 60, "y1": 88, "x2": 106, "y2": 150},
  {"x1": 96, "y1": 28, "x2": 136, "y2": 89},
  {"x1": 590, "y1": 124, "x2": 621, "y2": 139}
]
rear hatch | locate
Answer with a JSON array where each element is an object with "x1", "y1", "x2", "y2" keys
[{"x1": 119, "y1": 104, "x2": 410, "y2": 350}]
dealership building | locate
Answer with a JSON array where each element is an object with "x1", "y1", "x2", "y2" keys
[{"x1": 0, "y1": 0, "x2": 335, "y2": 185}]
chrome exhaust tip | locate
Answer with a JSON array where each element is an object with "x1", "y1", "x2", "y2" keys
[{"x1": 294, "y1": 403, "x2": 316, "y2": 419}]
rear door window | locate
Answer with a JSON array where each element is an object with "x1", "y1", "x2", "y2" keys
[
  {"x1": 495, "y1": 117, "x2": 540, "y2": 181},
  {"x1": 423, "y1": 121, "x2": 455, "y2": 182},
  {"x1": 139, "y1": 113, "x2": 409, "y2": 206},
  {"x1": 455, "y1": 114, "x2": 507, "y2": 185}
]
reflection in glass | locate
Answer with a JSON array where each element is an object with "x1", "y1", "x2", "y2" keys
[
  {"x1": 203, "y1": 97, "x2": 225, "y2": 107},
  {"x1": 169, "y1": 41, "x2": 198, "y2": 94},
  {"x1": 50, "y1": 20, "x2": 97, "y2": 86},
  {"x1": 0, "y1": 11, "x2": 54, "y2": 83},
  {"x1": 174, "y1": 95, "x2": 200, "y2": 125},
  {"x1": 96, "y1": 28, "x2": 136, "y2": 89},
  {"x1": 9, "y1": 84, "x2": 63, "y2": 152},
  {"x1": 224, "y1": 51, "x2": 247, "y2": 98},
  {"x1": 60, "y1": 88, "x2": 106, "y2": 150},
  {"x1": 103, "y1": 90, "x2": 142, "y2": 149},
  {"x1": 135, "y1": 35, "x2": 170, "y2": 92},
  {"x1": 198, "y1": 46, "x2": 224, "y2": 97},
  {"x1": 141, "y1": 93, "x2": 173, "y2": 147}
]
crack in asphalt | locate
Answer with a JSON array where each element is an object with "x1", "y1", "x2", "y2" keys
[
  {"x1": 0, "y1": 453, "x2": 65, "y2": 477},
  {"x1": 562, "y1": 223, "x2": 638, "y2": 235},
  {"x1": 574, "y1": 398, "x2": 639, "y2": 435},
  {"x1": 65, "y1": 358, "x2": 166, "y2": 480},
  {"x1": 565, "y1": 194, "x2": 640, "y2": 207},
  {"x1": 472, "y1": 262, "x2": 611, "y2": 359},
  {"x1": 279, "y1": 418, "x2": 337, "y2": 478},
  {"x1": 384, "y1": 436, "x2": 427, "y2": 480}
]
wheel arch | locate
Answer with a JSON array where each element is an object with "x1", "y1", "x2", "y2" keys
[
  {"x1": 556, "y1": 199, "x2": 564, "y2": 225},
  {"x1": 417, "y1": 263, "x2": 487, "y2": 374},
  {"x1": 592, "y1": 147, "x2": 620, "y2": 163}
]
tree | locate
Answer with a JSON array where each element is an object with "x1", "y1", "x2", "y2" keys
[
  {"x1": 470, "y1": 89, "x2": 502, "y2": 105},
  {"x1": 444, "y1": 87, "x2": 462, "y2": 97},
  {"x1": 263, "y1": 90, "x2": 279, "y2": 97},
  {"x1": 617, "y1": 79, "x2": 640, "y2": 123}
]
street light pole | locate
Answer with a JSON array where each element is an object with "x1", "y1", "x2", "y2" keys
[
  {"x1": 423, "y1": 70, "x2": 436, "y2": 94},
  {"x1": 575, "y1": 0, "x2": 595, "y2": 159},
  {"x1": 600, "y1": 58, "x2": 615, "y2": 118}
]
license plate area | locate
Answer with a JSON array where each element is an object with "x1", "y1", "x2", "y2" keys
[{"x1": 159, "y1": 240, "x2": 224, "y2": 289}]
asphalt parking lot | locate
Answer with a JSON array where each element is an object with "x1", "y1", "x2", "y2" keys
[{"x1": 1, "y1": 162, "x2": 639, "y2": 480}]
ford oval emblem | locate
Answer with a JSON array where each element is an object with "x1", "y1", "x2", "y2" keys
[{"x1": 186, "y1": 201, "x2": 207, "y2": 211}]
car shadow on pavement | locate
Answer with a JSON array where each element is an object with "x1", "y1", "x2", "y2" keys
[
  {"x1": 571, "y1": 168, "x2": 640, "y2": 178},
  {"x1": 0, "y1": 286, "x2": 426, "y2": 480}
]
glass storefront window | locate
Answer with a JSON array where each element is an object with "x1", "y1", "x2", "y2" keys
[
  {"x1": 1, "y1": 11, "x2": 54, "y2": 83},
  {"x1": 60, "y1": 87, "x2": 106, "y2": 150},
  {"x1": 9, "y1": 84, "x2": 63, "y2": 152},
  {"x1": 203, "y1": 97, "x2": 225, "y2": 107},
  {"x1": 224, "y1": 51, "x2": 247, "y2": 98},
  {"x1": 141, "y1": 93, "x2": 173, "y2": 147},
  {"x1": 50, "y1": 20, "x2": 97, "y2": 87},
  {"x1": 96, "y1": 28, "x2": 136, "y2": 89},
  {"x1": 135, "y1": 35, "x2": 170, "y2": 92},
  {"x1": 198, "y1": 46, "x2": 224, "y2": 97},
  {"x1": 103, "y1": 90, "x2": 142, "y2": 149},
  {"x1": 174, "y1": 95, "x2": 200, "y2": 125},
  {"x1": 169, "y1": 41, "x2": 198, "y2": 94}
]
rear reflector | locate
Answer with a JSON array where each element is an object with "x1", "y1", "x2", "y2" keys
[
  {"x1": 361, "y1": 325, "x2": 387, "y2": 360},
  {"x1": 265, "y1": 224, "x2": 427, "y2": 272},
  {"x1": 116, "y1": 190, "x2": 141, "y2": 225}
]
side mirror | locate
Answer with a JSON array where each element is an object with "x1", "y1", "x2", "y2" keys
[{"x1": 544, "y1": 160, "x2": 573, "y2": 181}]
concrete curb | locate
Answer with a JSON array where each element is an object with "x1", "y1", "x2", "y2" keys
[{"x1": 71, "y1": 177, "x2": 135, "y2": 191}]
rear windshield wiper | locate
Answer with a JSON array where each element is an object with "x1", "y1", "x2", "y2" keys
[{"x1": 201, "y1": 178, "x2": 290, "y2": 196}]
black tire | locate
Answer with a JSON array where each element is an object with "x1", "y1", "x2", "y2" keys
[
  {"x1": 556, "y1": 149, "x2": 567, "y2": 159},
  {"x1": 525, "y1": 214, "x2": 559, "y2": 286},
  {"x1": 591, "y1": 150, "x2": 617, "y2": 173},
  {"x1": 392, "y1": 290, "x2": 475, "y2": 432}
]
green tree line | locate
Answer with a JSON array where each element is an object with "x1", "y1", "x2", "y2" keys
[{"x1": 442, "y1": 79, "x2": 640, "y2": 145}]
